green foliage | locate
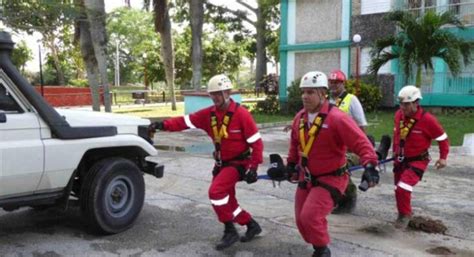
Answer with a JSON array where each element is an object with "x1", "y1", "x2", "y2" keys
[
  {"x1": 69, "y1": 78, "x2": 89, "y2": 87},
  {"x1": 344, "y1": 79, "x2": 382, "y2": 112},
  {"x1": 107, "y1": 8, "x2": 162, "y2": 85},
  {"x1": 286, "y1": 78, "x2": 303, "y2": 114},
  {"x1": 253, "y1": 95, "x2": 280, "y2": 115},
  {"x1": 11, "y1": 40, "x2": 33, "y2": 72},
  {"x1": 1, "y1": 1, "x2": 78, "y2": 35},
  {"x1": 369, "y1": 10, "x2": 474, "y2": 86},
  {"x1": 2, "y1": 1, "x2": 80, "y2": 85},
  {"x1": 107, "y1": 7, "x2": 243, "y2": 89}
]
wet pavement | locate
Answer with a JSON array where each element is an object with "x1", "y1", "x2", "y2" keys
[{"x1": 1, "y1": 126, "x2": 473, "y2": 256}]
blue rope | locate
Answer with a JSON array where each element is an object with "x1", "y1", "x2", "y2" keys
[{"x1": 257, "y1": 158, "x2": 395, "y2": 180}]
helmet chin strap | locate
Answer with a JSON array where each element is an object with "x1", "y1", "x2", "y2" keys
[{"x1": 217, "y1": 91, "x2": 230, "y2": 110}]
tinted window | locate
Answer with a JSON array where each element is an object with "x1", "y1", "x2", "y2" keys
[{"x1": 0, "y1": 83, "x2": 23, "y2": 113}]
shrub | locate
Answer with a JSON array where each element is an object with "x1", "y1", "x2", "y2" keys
[
  {"x1": 69, "y1": 78, "x2": 89, "y2": 88},
  {"x1": 285, "y1": 77, "x2": 382, "y2": 113},
  {"x1": 254, "y1": 94, "x2": 280, "y2": 115},
  {"x1": 286, "y1": 78, "x2": 303, "y2": 114},
  {"x1": 345, "y1": 79, "x2": 382, "y2": 112}
]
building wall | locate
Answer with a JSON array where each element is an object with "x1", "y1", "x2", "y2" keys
[
  {"x1": 295, "y1": 0, "x2": 342, "y2": 43},
  {"x1": 294, "y1": 50, "x2": 340, "y2": 80},
  {"x1": 351, "y1": 13, "x2": 396, "y2": 48}
]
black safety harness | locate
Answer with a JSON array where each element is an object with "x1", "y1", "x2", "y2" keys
[
  {"x1": 297, "y1": 105, "x2": 347, "y2": 206},
  {"x1": 395, "y1": 111, "x2": 430, "y2": 179},
  {"x1": 335, "y1": 91, "x2": 348, "y2": 107},
  {"x1": 210, "y1": 103, "x2": 250, "y2": 178}
]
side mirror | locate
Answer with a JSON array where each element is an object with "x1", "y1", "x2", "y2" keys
[{"x1": 0, "y1": 112, "x2": 6, "y2": 123}]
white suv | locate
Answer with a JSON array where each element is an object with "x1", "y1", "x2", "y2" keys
[{"x1": 0, "y1": 32, "x2": 163, "y2": 234}]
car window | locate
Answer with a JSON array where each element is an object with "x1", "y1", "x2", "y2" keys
[{"x1": 0, "y1": 83, "x2": 23, "y2": 113}]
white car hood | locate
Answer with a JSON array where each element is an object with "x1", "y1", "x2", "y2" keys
[{"x1": 56, "y1": 109, "x2": 149, "y2": 134}]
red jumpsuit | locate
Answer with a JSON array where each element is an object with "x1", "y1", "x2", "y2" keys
[
  {"x1": 163, "y1": 99, "x2": 263, "y2": 225},
  {"x1": 392, "y1": 107, "x2": 449, "y2": 216},
  {"x1": 287, "y1": 101, "x2": 378, "y2": 247}
]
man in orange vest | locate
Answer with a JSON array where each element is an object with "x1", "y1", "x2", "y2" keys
[
  {"x1": 149, "y1": 74, "x2": 264, "y2": 250},
  {"x1": 286, "y1": 71, "x2": 379, "y2": 257}
]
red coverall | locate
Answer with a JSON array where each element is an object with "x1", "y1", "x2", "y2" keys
[
  {"x1": 163, "y1": 99, "x2": 263, "y2": 225},
  {"x1": 287, "y1": 101, "x2": 378, "y2": 247},
  {"x1": 392, "y1": 107, "x2": 449, "y2": 216}
]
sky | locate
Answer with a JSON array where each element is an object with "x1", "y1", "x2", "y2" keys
[{"x1": 5, "y1": 0, "x2": 256, "y2": 73}]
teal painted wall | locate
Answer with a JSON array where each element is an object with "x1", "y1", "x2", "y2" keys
[{"x1": 184, "y1": 94, "x2": 242, "y2": 114}]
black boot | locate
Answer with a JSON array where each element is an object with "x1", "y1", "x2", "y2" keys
[
  {"x1": 376, "y1": 135, "x2": 392, "y2": 160},
  {"x1": 313, "y1": 246, "x2": 331, "y2": 257},
  {"x1": 215, "y1": 222, "x2": 239, "y2": 250},
  {"x1": 332, "y1": 179, "x2": 357, "y2": 214},
  {"x1": 240, "y1": 218, "x2": 262, "y2": 242}
]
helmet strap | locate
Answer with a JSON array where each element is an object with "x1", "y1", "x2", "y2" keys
[{"x1": 217, "y1": 91, "x2": 231, "y2": 110}]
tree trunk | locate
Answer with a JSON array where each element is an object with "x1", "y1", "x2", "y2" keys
[
  {"x1": 77, "y1": 17, "x2": 101, "y2": 111},
  {"x1": 84, "y1": 0, "x2": 112, "y2": 112},
  {"x1": 255, "y1": 5, "x2": 267, "y2": 90},
  {"x1": 44, "y1": 35, "x2": 65, "y2": 86},
  {"x1": 415, "y1": 65, "x2": 422, "y2": 88},
  {"x1": 75, "y1": 0, "x2": 101, "y2": 111},
  {"x1": 154, "y1": 0, "x2": 176, "y2": 111},
  {"x1": 189, "y1": 0, "x2": 204, "y2": 91}
]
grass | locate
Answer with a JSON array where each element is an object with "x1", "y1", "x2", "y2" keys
[
  {"x1": 366, "y1": 110, "x2": 471, "y2": 146},
  {"x1": 252, "y1": 113, "x2": 293, "y2": 124},
  {"x1": 113, "y1": 104, "x2": 469, "y2": 146},
  {"x1": 112, "y1": 103, "x2": 184, "y2": 118}
]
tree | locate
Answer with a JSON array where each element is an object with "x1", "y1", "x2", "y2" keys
[
  {"x1": 83, "y1": 0, "x2": 112, "y2": 112},
  {"x1": 1, "y1": 1, "x2": 77, "y2": 86},
  {"x1": 189, "y1": 0, "x2": 204, "y2": 91},
  {"x1": 107, "y1": 8, "x2": 163, "y2": 85},
  {"x1": 172, "y1": 0, "x2": 250, "y2": 88},
  {"x1": 11, "y1": 40, "x2": 33, "y2": 73},
  {"x1": 74, "y1": 0, "x2": 112, "y2": 112},
  {"x1": 214, "y1": 0, "x2": 280, "y2": 89},
  {"x1": 153, "y1": 0, "x2": 177, "y2": 111},
  {"x1": 368, "y1": 10, "x2": 473, "y2": 87}
]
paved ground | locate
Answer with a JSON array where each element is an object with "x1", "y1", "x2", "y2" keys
[{"x1": 1, "y1": 126, "x2": 473, "y2": 257}]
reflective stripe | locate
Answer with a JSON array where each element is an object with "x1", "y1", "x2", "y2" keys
[
  {"x1": 210, "y1": 195, "x2": 229, "y2": 206},
  {"x1": 184, "y1": 115, "x2": 196, "y2": 129},
  {"x1": 233, "y1": 207, "x2": 242, "y2": 218},
  {"x1": 247, "y1": 132, "x2": 261, "y2": 143},
  {"x1": 435, "y1": 133, "x2": 448, "y2": 141},
  {"x1": 397, "y1": 182, "x2": 413, "y2": 192}
]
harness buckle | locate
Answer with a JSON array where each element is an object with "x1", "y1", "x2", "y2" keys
[
  {"x1": 303, "y1": 169, "x2": 312, "y2": 183},
  {"x1": 215, "y1": 160, "x2": 222, "y2": 167}
]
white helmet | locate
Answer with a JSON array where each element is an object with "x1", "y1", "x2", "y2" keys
[
  {"x1": 300, "y1": 71, "x2": 328, "y2": 89},
  {"x1": 398, "y1": 85, "x2": 422, "y2": 103},
  {"x1": 207, "y1": 74, "x2": 233, "y2": 93}
]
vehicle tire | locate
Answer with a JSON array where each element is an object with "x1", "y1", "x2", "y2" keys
[{"x1": 80, "y1": 157, "x2": 145, "y2": 234}]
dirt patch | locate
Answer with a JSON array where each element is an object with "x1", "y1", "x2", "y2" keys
[
  {"x1": 408, "y1": 216, "x2": 447, "y2": 234},
  {"x1": 358, "y1": 223, "x2": 395, "y2": 237},
  {"x1": 426, "y1": 246, "x2": 456, "y2": 255}
]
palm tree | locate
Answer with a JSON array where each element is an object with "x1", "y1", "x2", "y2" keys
[{"x1": 368, "y1": 10, "x2": 473, "y2": 87}]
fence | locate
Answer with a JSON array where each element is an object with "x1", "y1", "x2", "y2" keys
[
  {"x1": 394, "y1": 72, "x2": 474, "y2": 106},
  {"x1": 34, "y1": 86, "x2": 267, "y2": 107},
  {"x1": 397, "y1": 1, "x2": 474, "y2": 26}
]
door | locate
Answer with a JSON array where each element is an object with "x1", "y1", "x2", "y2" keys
[{"x1": 0, "y1": 80, "x2": 44, "y2": 198}]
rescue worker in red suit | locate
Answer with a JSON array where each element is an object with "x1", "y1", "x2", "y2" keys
[
  {"x1": 286, "y1": 71, "x2": 379, "y2": 257},
  {"x1": 328, "y1": 69, "x2": 369, "y2": 214},
  {"x1": 148, "y1": 74, "x2": 264, "y2": 250},
  {"x1": 392, "y1": 85, "x2": 449, "y2": 228}
]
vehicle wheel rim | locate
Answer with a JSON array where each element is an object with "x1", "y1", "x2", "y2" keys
[{"x1": 105, "y1": 175, "x2": 134, "y2": 218}]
